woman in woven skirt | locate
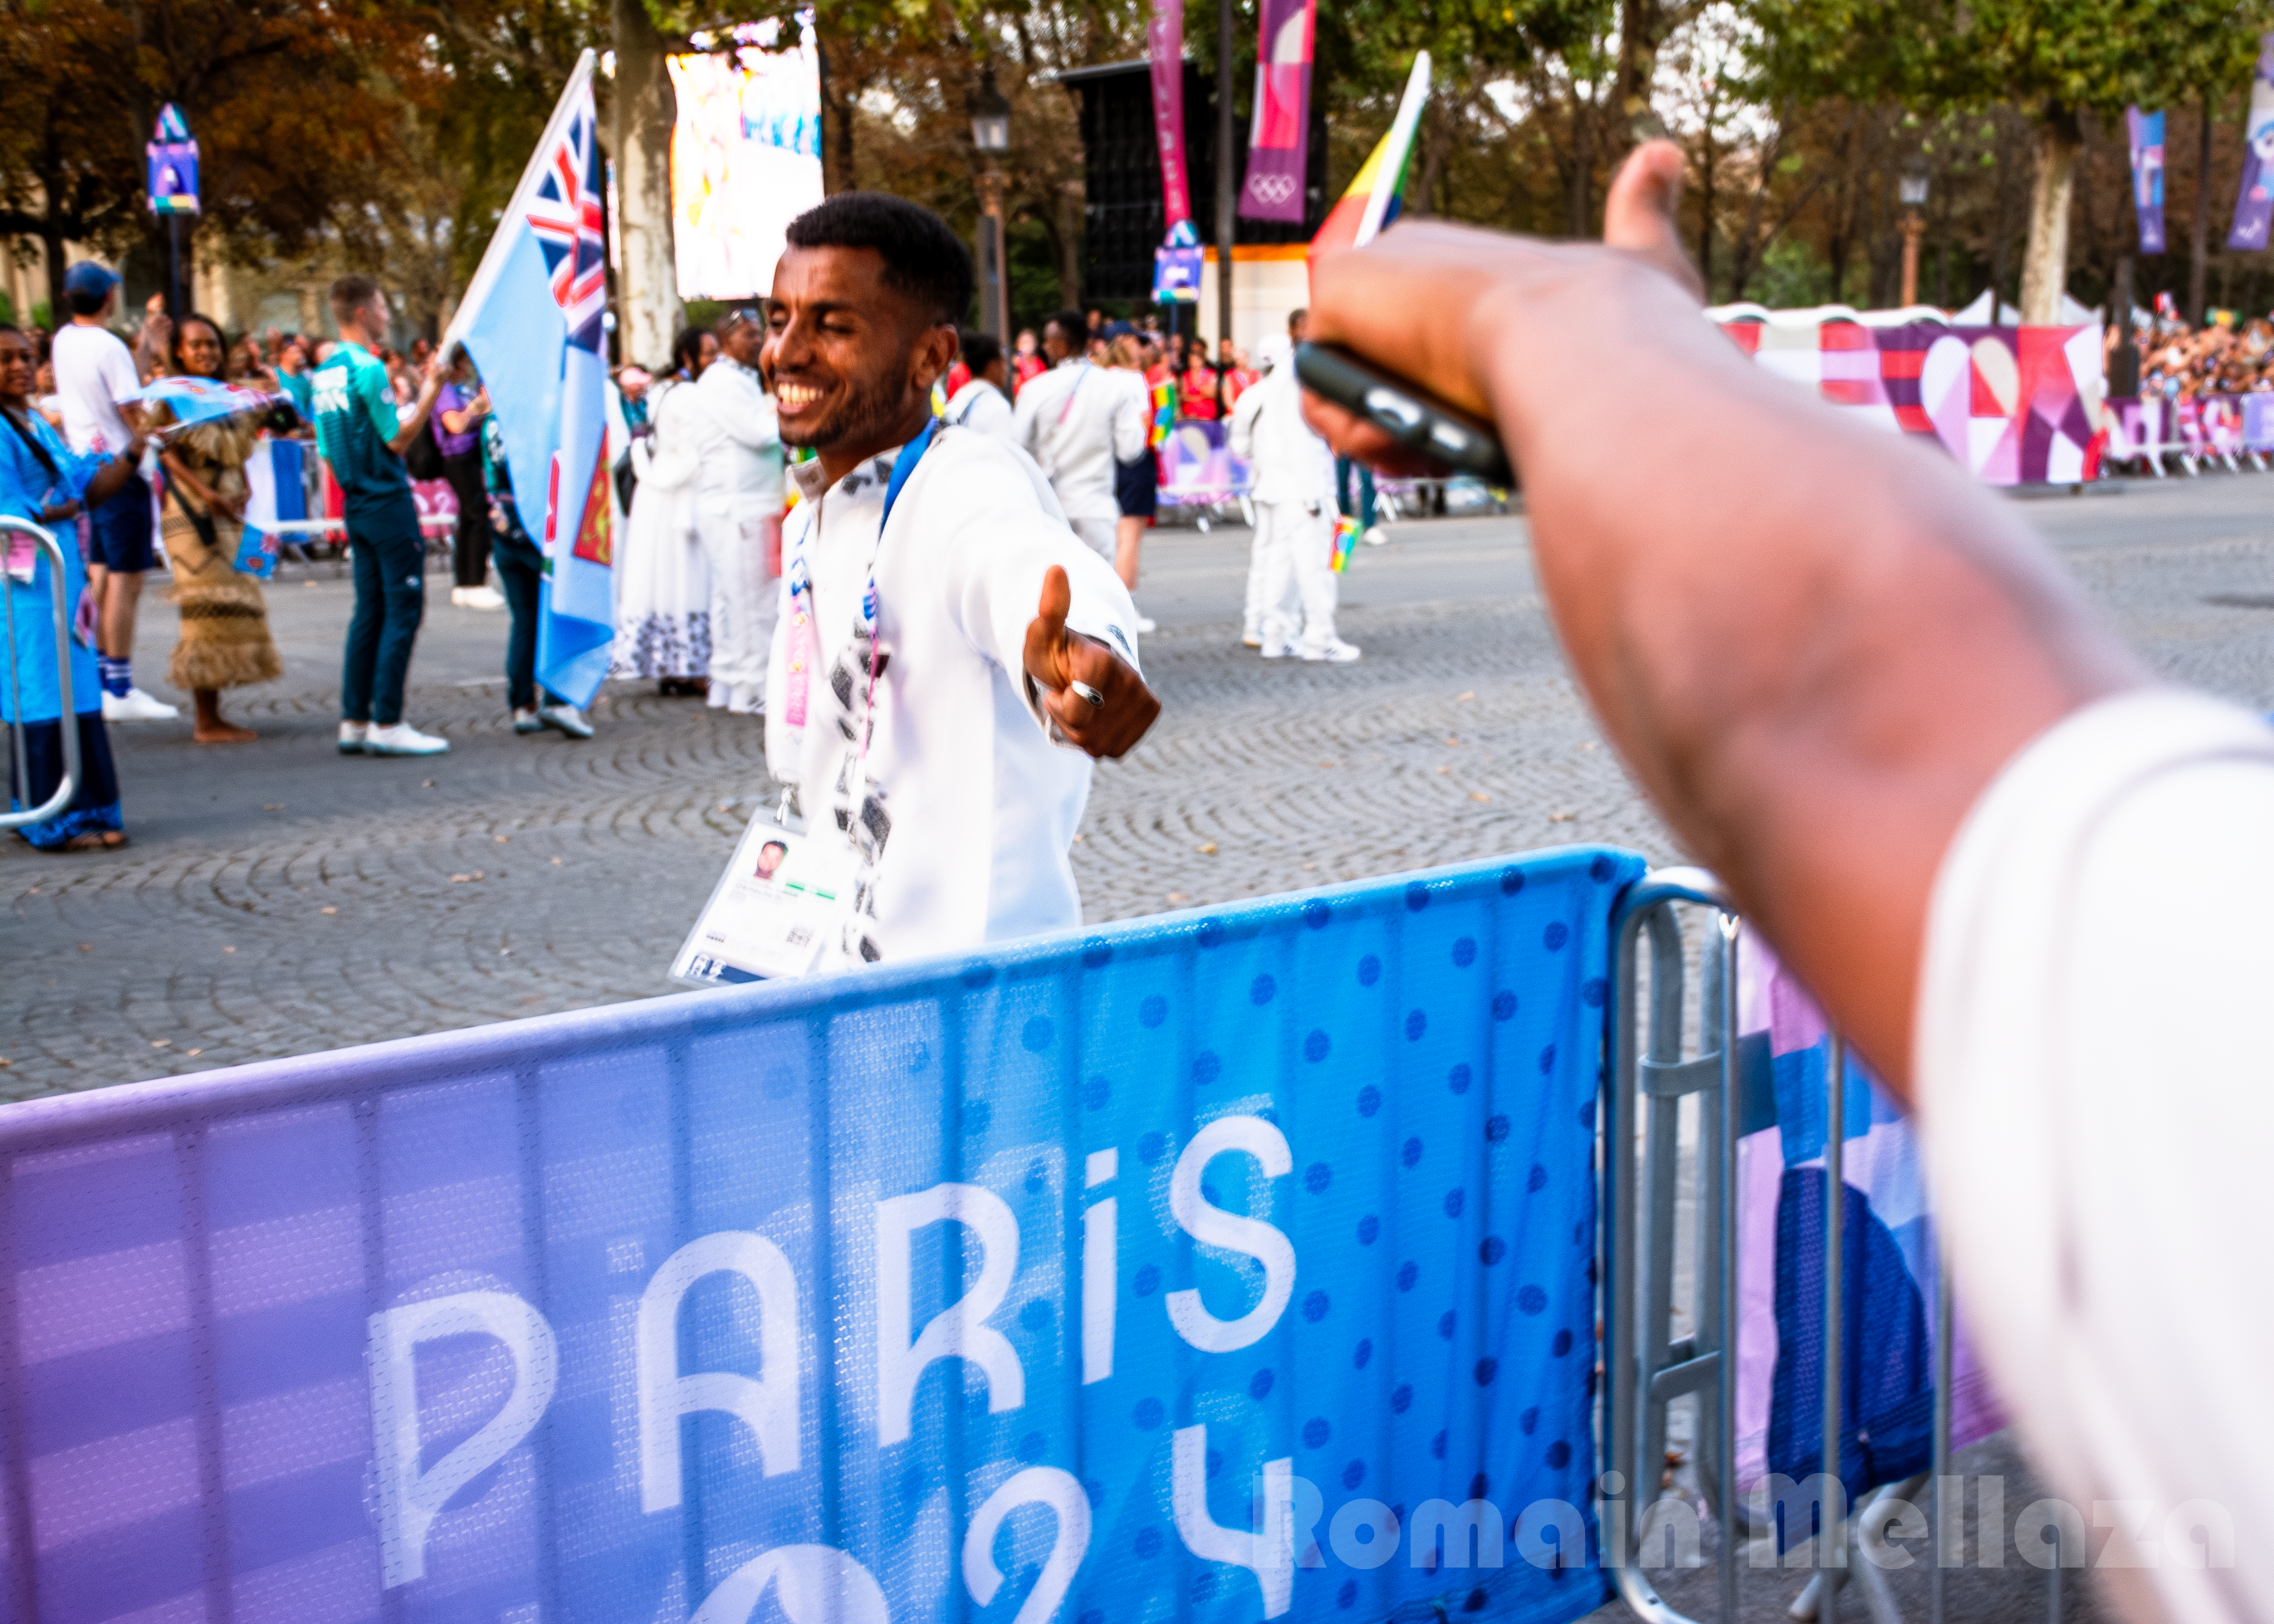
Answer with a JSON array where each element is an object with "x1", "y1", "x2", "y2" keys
[
  {"x1": 0, "y1": 322, "x2": 144, "y2": 849},
  {"x1": 153, "y1": 314, "x2": 281, "y2": 742}
]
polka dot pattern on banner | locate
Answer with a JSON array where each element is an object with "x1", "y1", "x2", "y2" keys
[
  {"x1": 1303, "y1": 1416, "x2": 1332, "y2": 1448},
  {"x1": 1517, "y1": 1284, "x2": 1548, "y2": 1314},
  {"x1": 1352, "y1": 1338, "x2": 1372, "y2": 1369},
  {"x1": 1357, "y1": 1086, "x2": 1382, "y2": 1118},
  {"x1": 1137, "y1": 1131, "x2": 1166, "y2": 1165},
  {"x1": 1132, "y1": 1397, "x2": 1163, "y2": 1431},
  {"x1": 1134, "y1": 1527, "x2": 1163, "y2": 1559},
  {"x1": 1401, "y1": 1136, "x2": 1424, "y2": 1168},
  {"x1": 1405, "y1": 1010, "x2": 1427, "y2": 1041},
  {"x1": 1443, "y1": 1188, "x2": 1465, "y2": 1217},
  {"x1": 1357, "y1": 954, "x2": 1382, "y2": 986},
  {"x1": 1448, "y1": 1063, "x2": 1471, "y2": 1094},
  {"x1": 1342, "y1": 1459, "x2": 1366, "y2": 1489},
  {"x1": 1305, "y1": 1161, "x2": 1333, "y2": 1193},
  {"x1": 1138, "y1": 995, "x2": 1167, "y2": 1029},
  {"x1": 1357, "y1": 1214, "x2": 1380, "y2": 1245},
  {"x1": 1405, "y1": 883, "x2": 1430, "y2": 912},
  {"x1": 1305, "y1": 1030, "x2": 1332, "y2": 1063},
  {"x1": 1021, "y1": 1017, "x2": 1054, "y2": 1053},
  {"x1": 1303, "y1": 1290, "x2": 1331, "y2": 1322},
  {"x1": 1250, "y1": 974, "x2": 1276, "y2": 1005},
  {"x1": 1132, "y1": 1264, "x2": 1160, "y2": 1297},
  {"x1": 1081, "y1": 939, "x2": 1113, "y2": 968},
  {"x1": 1250, "y1": 1367, "x2": 1275, "y2": 1399},
  {"x1": 1492, "y1": 991, "x2": 1518, "y2": 1021},
  {"x1": 1451, "y1": 937, "x2": 1477, "y2": 967},
  {"x1": 1018, "y1": 1431, "x2": 1047, "y2": 1462},
  {"x1": 1193, "y1": 1051, "x2": 1221, "y2": 1086},
  {"x1": 1303, "y1": 899, "x2": 1332, "y2": 929},
  {"x1": 1543, "y1": 921, "x2": 1569, "y2": 951},
  {"x1": 1083, "y1": 1076, "x2": 1110, "y2": 1111}
]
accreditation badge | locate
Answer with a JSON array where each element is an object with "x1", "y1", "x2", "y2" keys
[{"x1": 670, "y1": 809, "x2": 859, "y2": 986}]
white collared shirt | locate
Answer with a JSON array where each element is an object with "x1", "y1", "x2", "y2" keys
[
  {"x1": 765, "y1": 423, "x2": 1142, "y2": 964},
  {"x1": 1011, "y1": 359, "x2": 1149, "y2": 521}
]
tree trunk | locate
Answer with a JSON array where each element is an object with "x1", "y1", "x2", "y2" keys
[
  {"x1": 814, "y1": 32, "x2": 856, "y2": 193},
  {"x1": 2188, "y1": 97, "x2": 2212, "y2": 324},
  {"x1": 1696, "y1": 118, "x2": 1715, "y2": 294},
  {"x1": 2018, "y1": 112, "x2": 2080, "y2": 325},
  {"x1": 1565, "y1": 86, "x2": 1592, "y2": 238},
  {"x1": 1611, "y1": 0, "x2": 1667, "y2": 157},
  {"x1": 611, "y1": 0, "x2": 680, "y2": 368},
  {"x1": 1058, "y1": 181, "x2": 1083, "y2": 310}
]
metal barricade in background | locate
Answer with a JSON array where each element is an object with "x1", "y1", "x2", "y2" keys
[
  {"x1": 1601, "y1": 869, "x2": 2000, "y2": 1624},
  {"x1": 0, "y1": 516, "x2": 79, "y2": 833}
]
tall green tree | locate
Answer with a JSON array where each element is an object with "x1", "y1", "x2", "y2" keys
[{"x1": 1746, "y1": 0, "x2": 2271, "y2": 320}]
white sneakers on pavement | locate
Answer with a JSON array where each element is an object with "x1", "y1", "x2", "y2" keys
[
  {"x1": 1362, "y1": 526, "x2": 1389, "y2": 546},
  {"x1": 102, "y1": 687, "x2": 178, "y2": 721},
  {"x1": 1135, "y1": 614, "x2": 1157, "y2": 634},
  {"x1": 339, "y1": 722, "x2": 367, "y2": 755},
  {"x1": 452, "y1": 585, "x2": 505, "y2": 610},
  {"x1": 537, "y1": 702, "x2": 593, "y2": 740},
  {"x1": 1303, "y1": 639, "x2": 1362, "y2": 663},
  {"x1": 364, "y1": 722, "x2": 450, "y2": 756},
  {"x1": 1260, "y1": 640, "x2": 1294, "y2": 659}
]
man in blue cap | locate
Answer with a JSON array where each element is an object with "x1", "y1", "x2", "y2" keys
[{"x1": 50, "y1": 261, "x2": 177, "y2": 721}]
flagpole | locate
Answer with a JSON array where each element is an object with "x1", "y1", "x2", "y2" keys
[
  {"x1": 1353, "y1": 53, "x2": 1430, "y2": 249},
  {"x1": 442, "y1": 48, "x2": 599, "y2": 355}
]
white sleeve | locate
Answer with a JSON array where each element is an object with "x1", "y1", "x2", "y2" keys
[
  {"x1": 1915, "y1": 687, "x2": 2274, "y2": 1612},
  {"x1": 1012, "y1": 372, "x2": 1048, "y2": 457},
  {"x1": 1228, "y1": 387, "x2": 1260, "y2": 462},
  {"x1": 100, "y1": 341, "x2": 141, "y2": 408},
  {"x1": 1111, "y1": 376, "x2": 1148, "y2": 462},
  {"x1": 926, "y1": 452, "x2": 1141, "y2": 735}
]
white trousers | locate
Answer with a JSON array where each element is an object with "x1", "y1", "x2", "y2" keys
[
  {"x1": 698, "y1": 508, "x2": 779, "y2": 714},
  {"x1": 1256, "y1": 500, "x2": 1338, "y2": 654}
]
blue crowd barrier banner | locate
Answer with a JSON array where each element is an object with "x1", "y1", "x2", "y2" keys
[{"x1": 0, "y1": 847, "x2": 1643, "y2": 1624}]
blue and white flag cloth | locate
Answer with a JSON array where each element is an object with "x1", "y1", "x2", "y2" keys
[
  {"x1": 445, "y1": 49, "x2": 614, "y2": 707},
  {"x1": 234, "y1": 438, "x2": 305, "y2": 580}
]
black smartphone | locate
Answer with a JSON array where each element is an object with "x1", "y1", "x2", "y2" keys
[{"x1": 1293, "y1": 342, "x2": 1515, "y2": 488}]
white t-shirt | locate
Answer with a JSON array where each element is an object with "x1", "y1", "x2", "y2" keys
[
  {"x1": 1011, "y1": 360, "x2": 1148, "y2": 521},
  {"x1": 51, "y1": 323, "x2": 140, "y2": 457},
  {"x1": 765, "y1": 424, "x2": 1142, "y2": 965},
  {"x1": 1917, "y1": 686, "x2": 2274, "y2": 1622}
]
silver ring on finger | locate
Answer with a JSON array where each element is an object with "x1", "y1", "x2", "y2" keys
[{"x1": 1070, "y1": 680, "x2": 1105, "y2": 709}]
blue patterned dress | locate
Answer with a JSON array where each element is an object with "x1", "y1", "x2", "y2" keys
[{"x1": 0, "y1": 405, "x2": 123, "y2": 847}]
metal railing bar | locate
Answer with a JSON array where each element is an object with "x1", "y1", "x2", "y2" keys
[{"x1": 0, "y1": 517, "x2": 79, "y2": 832}]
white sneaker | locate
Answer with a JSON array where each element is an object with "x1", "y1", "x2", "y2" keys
[
  {"x1": 1260, "y1": 640, "x2": 1293, "y2": 659},
  {"x1": 1303, "y1": 638, "x2": 1362, "y2": 663},
  {"x1": 537, "y1": 702, "x2": 594, "y2": 740},
  {"x1": 338, "y1": 721, "x2": 369, "y2": 755},
  {"x1": 102, "y1": 687, "x2": 179, "y2": 721},
  {"x1": 365, "y1": 721, "x2": 451, "y2": 756},
  {"x1": 1135, "y1": 614, "x2": 1158, "y2": 634},
  {"x1": 1241, "y1": 631, "x2": 1264, "y2": 649},
  {"x1": 1362, "y1": 526, "x2": 1389, "y2": 546},
  {"x1": 453, "y1": 585, "x2": 506, "y2": 610}
]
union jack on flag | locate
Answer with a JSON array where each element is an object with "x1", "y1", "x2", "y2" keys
[{"x1": 526, "y1": 92, "x2": 607, "y2": 352}]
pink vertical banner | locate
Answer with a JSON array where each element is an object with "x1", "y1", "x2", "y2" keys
[
  {"x1": 2127, "y1": 106, "x2": 2165, "y2": 255},
  {"x1": 1147, "y1": 0, "x2": 1191, "y2": 227},
  {"x1": 1238, "y1": 0, "x2": 1313, "y2": 222}
]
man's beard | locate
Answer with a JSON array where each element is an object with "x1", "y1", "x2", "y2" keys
[{"x1": 779, "y1": 366, "x2": 908, "y2": 452}]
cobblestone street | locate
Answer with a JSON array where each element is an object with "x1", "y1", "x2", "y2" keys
[{"x1": 5, "y1": 477, "x2": 2272, "y2": 1098}]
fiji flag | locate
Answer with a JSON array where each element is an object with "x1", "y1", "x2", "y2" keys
[{"x1": 443, "y1": 49, "x2": 614, "y2": 706}]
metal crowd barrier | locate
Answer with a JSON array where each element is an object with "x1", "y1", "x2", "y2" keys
[
  {"x1": 0, "y1": 516, "x2": 80, "y2": 833},
  {"x1": 1601, "y1": 869, "x2": 2014, "y2": 1624}
]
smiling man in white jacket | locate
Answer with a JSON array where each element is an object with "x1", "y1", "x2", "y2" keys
[{"x1": 760, "y1": 194, "x2": 1160, "y2": 966}]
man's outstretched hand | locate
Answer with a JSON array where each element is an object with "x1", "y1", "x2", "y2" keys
[{"x1": 1022, "y1": 565, "x2": 1160, "y2": 759}]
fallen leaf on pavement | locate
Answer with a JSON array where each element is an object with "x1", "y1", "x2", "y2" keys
[
  {"x1": 320, "y1": 907, "x2": 338, "y2": 916},
  {"x1": 1196, "y1": 843, "x2": 1216, "y2": 855},
  {"x1": 1471, "y1": 792, "x2": 1491, "y2": 802},
  {"x1": 1548, "y1": 811, "x2": 1577, "y2": 823}
]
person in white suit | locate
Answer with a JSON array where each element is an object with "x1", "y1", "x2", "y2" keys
[
  {"x1": 1013, "y1": 309, "x2": 1149, "y2": 562},
  {"x1": 1229, "y1": 321, "x2": 1358, "y2": 663},
  {"x1": 688, "y1": 308, "x2": 782, "y2": 715}
]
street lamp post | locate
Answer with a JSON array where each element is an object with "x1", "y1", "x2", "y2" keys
[
  {"x1": 1898, "y1": 166, "x2": 1929, "y2": 309},
  {"x1": 970, "y1": 68, "x2": 1011, "y2": 338}
]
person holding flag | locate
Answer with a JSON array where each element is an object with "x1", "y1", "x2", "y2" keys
[
  {"x1": 761, "y1": 193, "x2": 1159, "y2": 966},
  {"x1": 444, "y1": 50, "x2": 618, "y2": 735}
]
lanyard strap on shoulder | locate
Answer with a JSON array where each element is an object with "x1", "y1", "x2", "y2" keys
[{"x1": 878, "y1": 413, "x2": 939, "y2": 534}]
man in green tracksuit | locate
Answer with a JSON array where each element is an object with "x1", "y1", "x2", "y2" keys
[{"x1": 311, "y1": 274, "x2": 448, "y2": 756}]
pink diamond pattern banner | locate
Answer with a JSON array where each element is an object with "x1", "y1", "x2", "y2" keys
[
  {"x1": 1238, "y1": 0, "x2": 1314, "y2": 222},
  {"x1": 1721, "y1": 320, "x2": 2107, "y2": 487}
]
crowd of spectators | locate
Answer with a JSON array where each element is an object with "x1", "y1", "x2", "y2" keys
[{"x1": 2120, "y1": 308, "x2": 2274, "y2": 401}]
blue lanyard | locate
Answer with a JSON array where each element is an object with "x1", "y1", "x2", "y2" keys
[{"x1": 788, "y1": 413, "x2": 941, "y2": 629}]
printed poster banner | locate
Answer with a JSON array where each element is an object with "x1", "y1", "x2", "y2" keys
[
  {"x1": 1148, "y1": 0, "x2": 1193, "y2": 229},
  {"x1": 2232, "y1": 33, "x2": 2274, "y2": 251},
  {"x1": 1721, "y1": 319, "x2": 2106, "y2": 487},
  {"x1": 0, "y1": 849, "x2": 1638, "y2": 1624},
  {"x1": 2128, "y1": 106, "x2": 2166, "y2": 255},
  {"x1": 1239, "y1": 0, "x2": 1315, "y2": 223},
  {"x1": 670, "y1": 13, "x2": 825, "y2": 300}
]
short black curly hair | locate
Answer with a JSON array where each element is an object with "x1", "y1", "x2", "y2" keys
[{"x1": 783, "y1": 192, "x2": 973, "y2": 327}]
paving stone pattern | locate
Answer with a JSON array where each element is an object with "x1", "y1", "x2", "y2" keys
[{"x1": 5, "y1": 479, "x2": 2272, "y2": 1101}]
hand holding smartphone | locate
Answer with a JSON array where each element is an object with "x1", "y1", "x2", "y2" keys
[{"x1": 1293, "y1": 342, "x2": 1516, "y2": 488}]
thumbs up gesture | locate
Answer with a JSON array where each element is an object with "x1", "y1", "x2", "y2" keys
[{"x1": 1022, "y1": 565, "x2": 1161, "y2": 759}]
